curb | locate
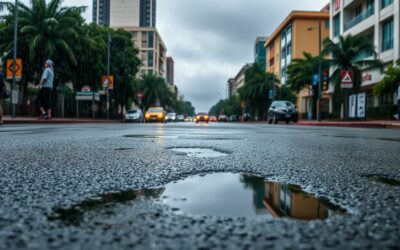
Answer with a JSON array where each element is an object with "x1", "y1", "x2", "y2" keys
[
  {"x1": 295, "y1": 122, "x2": 400, "y2": 129},
  {"x1": 2, "y1": 119, "x2": 122, "y2": 125}
]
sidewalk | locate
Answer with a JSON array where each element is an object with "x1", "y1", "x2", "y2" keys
[
  {"x1": 1, "y1": 116, "x2": 121, "y2": 125},
  {"x1": 296, "y1": 120, "x2": 400, "y2": 129}
]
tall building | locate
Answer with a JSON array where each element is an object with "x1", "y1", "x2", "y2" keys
[
  {"x1": 166, "y1": 57, "x2": 174, "y2": 85},
  {"x1": 92, "y1": 0, "x2": 110, "y2": 26},
  {"x1": 254, "y1": 37, "x2": 268, "y2": 69},
  {"x1": 265, "y1": 10, "x2": 330, "y2": 117},
  {"x1": 93, "y1": 0, "x2": 166, "y2": 79},
  {"x1": 330, "y1": 0, "x2": 399, "y2": 115},
  {"x1": 93, "y1": 0, "x2": 156, "y2": 27}
]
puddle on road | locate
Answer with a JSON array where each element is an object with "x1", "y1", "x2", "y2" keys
[
  {"x1": 124, "y1": 135, "x2": 179, "y2": 139},
  {"x1": 50, "y1": 188, "x2": 164, "y2": 226},
  {"x1": 161, "y1": 173, "x2": 346, "y2": 219},
  {"x1": 170, "y1": 147, "x2": 228, "y2": 158},
  {"x1": 364, "y1": 174, "x2": 400, "y2": 186},
  {"x1": 50, "y1": 173, "x2": 346, "y2": 225},
  {"x1": 115, "y1": 148, "x2": 136, "y2": 151}
]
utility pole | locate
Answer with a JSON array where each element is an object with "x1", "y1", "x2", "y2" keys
[
  {"x1": 11, "y1": 0, "x2": 18, "y2": 118},
  {"x1": 317, "y1": 18, "x2": 322, "y2": 122},
  {"x1": 106, "y1": 31, "x2": 111, "y2": 120}
]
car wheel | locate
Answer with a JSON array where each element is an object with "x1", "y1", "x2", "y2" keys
[
  {"x1": 273, "y1": 115, "x2": 278, "y2": 124},
  {"x1": 268, "y1": 117, "x2": 272, "y2": 124},
  {"x1": 285, "y1": 120, "x2": 290, "y2": 124}
]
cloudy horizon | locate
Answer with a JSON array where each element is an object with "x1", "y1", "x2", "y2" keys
[{"x1": 4, "y1": 0, "x2": 329, "y2": 112}]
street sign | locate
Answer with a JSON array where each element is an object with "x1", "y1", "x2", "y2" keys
[
  {"x1": 340, "y1": 70, "x2": 353, "y2": 89},
  {"x1": 312, "y1": 74, "x2": 320, "y2": 86},
  {"x1": 268, "y1": 90, "x2": 274, "y2": 99},
  {"x1": 76, "y1": 91, "x2": 100, "y2": 101},
  {"x1": 6, "y1": 59, "x2": 22, "y2": 80},
  {"x1": 136, "y1": 92, "x2": 144, "y2": 101},
  {"x1": 102, "y1": 75, "x2": 114, "y2": 90},
  {"x1": 11, "y1": 90, "x2": 18, "y2": 104},
  {"x1": 81, "y1": 85, "x2": 91, "y2": 92},
  {"x1": 357, "y1": 93, "x2": 366, "y2": 118}
]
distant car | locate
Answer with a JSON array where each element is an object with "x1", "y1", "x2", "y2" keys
[
  {"x1": 229, "y1": 115, "x2": 239, "y2": 122},
  {"x1": 124, "y1": 109, "x2": 144, "y2": 123},
  {"x1": 209, "y1": 116, "x2": 218, "y2": 122},
  {"x1": 242, "y1": 113, "x2": 251, "y2": 121},
  {"x1": 196, "y1": 112, "x2": 209, "y2": 123},
  {"x1": 145, "y1": 107, "x2": 167, "y2": 123},
  {"x1": 218, "y1": 115, "x2": 228, "y2": 122},
  {"x1": 267, "y1": 101, "x2": 298, "y2": 124},
  {"x1": 166, "y1": 112, "x2": 177, "y2": 122},
  {"x1": 176, "y1": 114, "x2": 185, "y2": 122}
]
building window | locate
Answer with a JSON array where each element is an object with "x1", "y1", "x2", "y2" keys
[
  {"x1": 148, "y1": 32, "x2": 154, "y2": 48},
  {"x1": 367, "y1": 0, "x2": 374, "y2": 11},
  {"x1": 325, "y1": 20, "x2": 330, "y2": 29},
  {"x1": 333, "y1": 14, "x2": 340, "y2": 37},
  {"x1": 148, "y1": 51, "x2": 154, "y2": 67},
  {"x1": 382, "y1": 18, "x2": 393, "y2": 51},
  {"x1": 355, "y1": 5, "x2": 362, "y2": 18},
  {"x1": 381, "y1": 0, "x2": 393, "y2": 9}
]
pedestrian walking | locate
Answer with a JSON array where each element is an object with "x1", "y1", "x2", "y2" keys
[
  {"x1": 394, "y1": 83, "x2": 400, "y2": 120},
  {"x1": 36, "y1": 59, "x2": 54, "y2": 120},
  {"x1": 0, "y1": 69, "x2": 5, "y2": 125}
]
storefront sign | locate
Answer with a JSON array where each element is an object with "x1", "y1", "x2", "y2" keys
[
  {"x1": 362, "y1": 73, "x2": 372, "y2": 82},
  {"x1": 349, "y1": 93, "x2": 366, "y2": 119}
]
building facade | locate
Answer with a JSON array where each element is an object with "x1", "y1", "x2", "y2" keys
[
  {"x1": 166, "y1": 57, "x2": 174, "y2": 85},
  {"x1": 255, "y1": 37, "x2": 268, "y2": 69},
  {"x1": 227, "y1": 64, "x2": 249, "y2": 98},
  {"x1": 265, "y1": 10, "x2": 330, "y2": 117},
  {"x1": 93, "y1": 0, "x2": 156, "y2": 27},
  {"x1": 330, "y1": 0, "x2": 399, "y2": 115},
  {"x1": 92, "y1": 0, "x2": 110, "y2": 26},
  {"x1": 125, "y1": 27, "x2": 167, "y2": 78}
]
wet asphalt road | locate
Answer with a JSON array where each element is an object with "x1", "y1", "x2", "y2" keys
[{"x1": 0, "y1": 122, "x2": 400, "y2": 250}]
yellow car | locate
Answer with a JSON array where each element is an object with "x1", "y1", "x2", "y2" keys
[{"x1": 145, "y1": 107, "x2": 167, "y2": 123}]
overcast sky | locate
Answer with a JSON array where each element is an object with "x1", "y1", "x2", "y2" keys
[{"x1": 8, "y1": 0, "x2": 328, "y2": 112}]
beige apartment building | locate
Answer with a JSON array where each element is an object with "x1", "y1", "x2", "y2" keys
[{"x1": 122, "y1": 27, "x2": 167, "y2": 78}]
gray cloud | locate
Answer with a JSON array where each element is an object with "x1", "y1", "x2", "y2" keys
[{"x1": 157, "y1": 0, "x2": 329, "y2": 112}]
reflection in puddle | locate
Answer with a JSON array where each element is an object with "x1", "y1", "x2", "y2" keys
[
  {"x1": 171, "y1": 148, "x2": 228, "y2": 158},
  {"x1": 124, "y1": 135, "x2": 179, "y2": 139},
  {"x1": 50, "y1": 173, "x2": 346, "y2": 225},
  {"x1": 364, "y1": 174, "x2": 400, "y2": 186},
  {"x1": 50, "y1": 188, "x2": 164, "y2": 225},
  {"x1": 162, "y1": 173, "x2": 346, "y2": 219}
]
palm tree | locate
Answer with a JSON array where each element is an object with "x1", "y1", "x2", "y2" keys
[
  {"x1": 138, "y1": 73, "x2": 175, "y2": 111},
  {"x1": 0, "y1": 0, "x2": 85, "y2": 79},
  {"x1": 322, "y1": 34, "x2": 383, "y2": 119},
  {"x1": 286, "y1": 52, "x2": 329, "y2": 119},
  {"x1": 238, "y1": 63, "x2": 277, "y2": 120}
]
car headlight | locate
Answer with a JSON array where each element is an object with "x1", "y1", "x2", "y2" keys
[{"x1": 145, "y1": 114, "x2": 150, "y2": 118}]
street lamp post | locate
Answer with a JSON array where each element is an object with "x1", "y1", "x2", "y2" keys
[
  {"x1": 106, "y1": 31, "x2": 111, "y2": 120},
  {"x1": 317, "y1": 18, "x2": 322, "y2": 122},
  {"x1": 11, "y1": 0, "x2": 18, "y2": 118},
  {"x1": 308, "y1": 18, "x2": 322, "y2": 122}
]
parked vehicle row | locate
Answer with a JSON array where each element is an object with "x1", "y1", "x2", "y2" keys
[{"x1": 124, "y1": 100, "x2": 298, "y2": 125}]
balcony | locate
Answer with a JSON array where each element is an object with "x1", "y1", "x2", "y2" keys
[{"x1": 345, "y1": 7, "x2": 374, "y2": 31}]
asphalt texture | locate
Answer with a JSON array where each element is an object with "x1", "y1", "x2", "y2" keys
[{"x1": 0, "y1": 122, "x2": 399, "y2": 250}]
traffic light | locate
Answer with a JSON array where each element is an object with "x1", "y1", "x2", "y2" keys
[{"x1": 322, "y1": 71, "x2": 329, "y2": 92}]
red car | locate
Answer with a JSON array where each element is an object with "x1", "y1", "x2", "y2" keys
[
  {"x1": 218, "y1": 115, "x2": 228, "y2": 122},
  {"x1": 209, "y1": 116, "x2": 218, "y2": 122},
  {"x1": 196, "y1": 113, "x2": 209, "y2": 123}
]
